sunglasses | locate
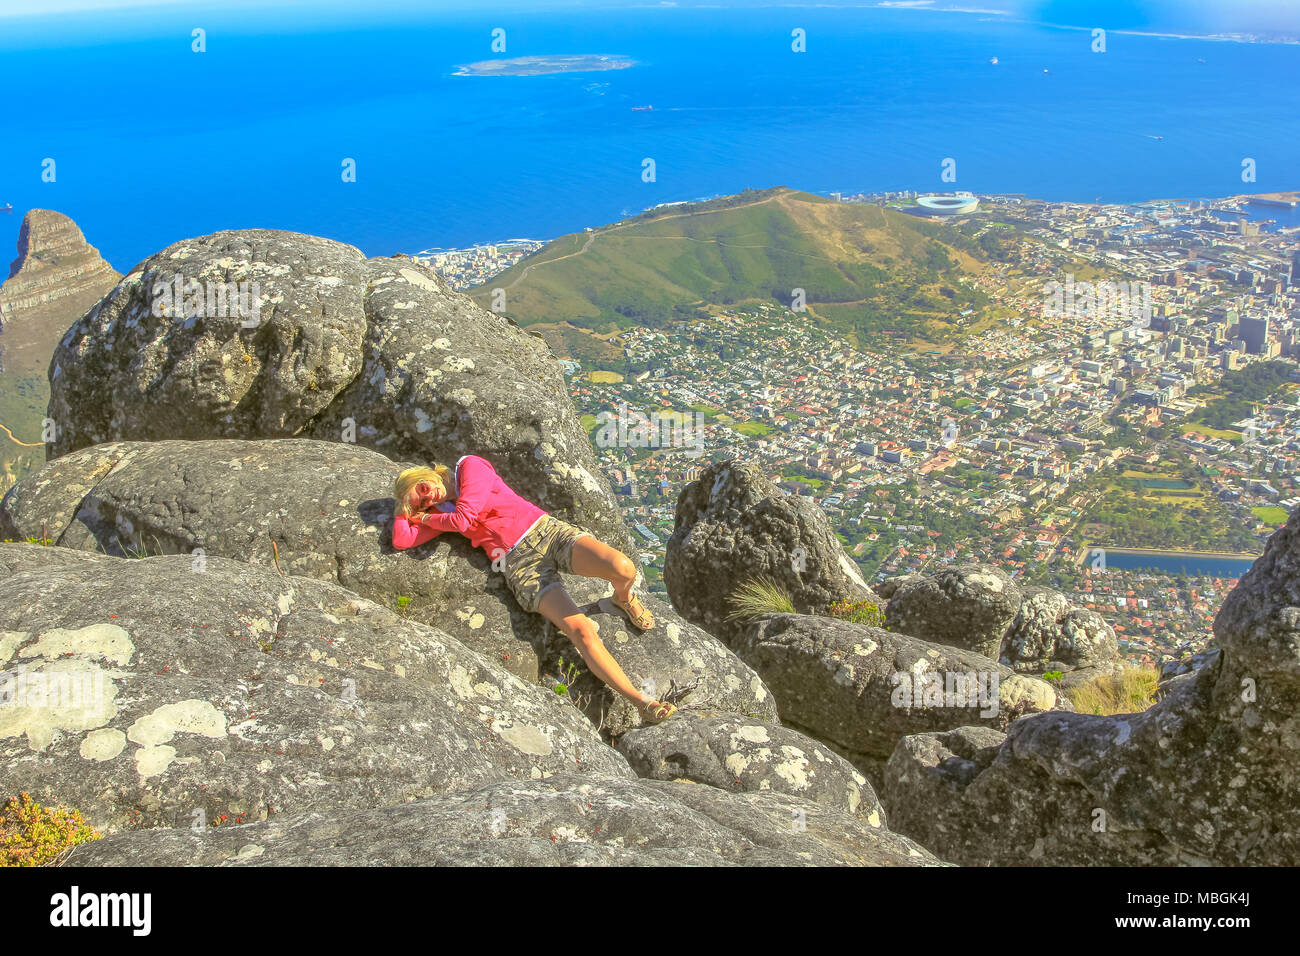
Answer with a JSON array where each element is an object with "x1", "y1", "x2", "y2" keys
[{"x1": 413, "y1": 481, "x2": 442, "y2": 506}]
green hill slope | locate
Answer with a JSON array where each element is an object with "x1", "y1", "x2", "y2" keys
[{"x1": 471, "y1": 187, "x2": 1008, "y2": 349}]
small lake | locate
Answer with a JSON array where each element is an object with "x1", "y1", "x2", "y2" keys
[
  {"x1": 1091, "y1": 548, "x2": 1257, "y2": 578},
  {"x1": 1140, "y1": 479, "x2": 1195, "y2": 490}
]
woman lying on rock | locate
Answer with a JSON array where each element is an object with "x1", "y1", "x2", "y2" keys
[{"x1": 391, "y1": 455, "x2": 677, "y2": 723}]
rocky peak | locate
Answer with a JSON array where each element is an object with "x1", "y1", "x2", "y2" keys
[{"x1": 0, "y1": 209, "x2": 119, "y2": 325}]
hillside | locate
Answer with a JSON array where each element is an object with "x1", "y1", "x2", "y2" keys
[{"x1": 470, "y1": 187, "x2": 1014, "y2": 353}]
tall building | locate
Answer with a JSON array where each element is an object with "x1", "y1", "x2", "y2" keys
[{"x1": 1240, "y1": 315, "x2": 1270, "y2": 355}]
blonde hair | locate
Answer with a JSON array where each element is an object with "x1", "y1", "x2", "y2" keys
[{"x1": 393, "y1": 464, "x2": 453, "y2": 519}]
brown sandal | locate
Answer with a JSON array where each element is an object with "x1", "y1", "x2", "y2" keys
[
  {"x1": 635, "y1": 697, "x2": 677, "y2": 724},
  {"x1": 613, "y1": 593, "x2": 655, "y2": 631}
]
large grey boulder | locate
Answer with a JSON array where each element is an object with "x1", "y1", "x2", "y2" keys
[
  {"x1": 1, "y1": 437, "x2": 547, "y2": 682},
  {"x1": 0, "y1": 438, "x2": 777, "y2": 731},
  {"x1": 882, "y1": 695, "x2": 1207, "y2": 866},
  {"x1": 615, "y1": 711, "x2": 883, "y2": 823},
  {"x1": 885, "y1": 564, "x2": 1022, "y2": 659},
  {"x1": 1156, "y1": 648, "x2": 1219, "y2": 700},
  {"x1": 734, "y1": 613, "x2": 1056, "y2": 783},
  {"x1": 874, "y1": 574, "x2": 924, "y2": 600},
  {"x1": 1000, "y1": 585, "x2": 1120, "y2": 677},
  {"x1": 43, "y1": 229, "x2": 635, "y2": 558},
  {"x1": 0, "y1": 544, "x2": 632, "y2": 834},
  {"x1": 881, "y1": 508, "x2": 1300, "y2": 866},
  {"x1": 69, "y1": 773, "x2": 942, "y2": 866},
  {"x1": 665, "y1": 459, "x2": 877, "y2": 644},
  {"x1": 884, "y1": 723, "x2": 1183, "y2": 865}
]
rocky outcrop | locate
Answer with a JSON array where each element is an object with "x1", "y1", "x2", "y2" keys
[
  {"x1": 885, "y1": 564, "x2": 1021, "y2": 659},
  {"x1": 42, "y1": 229, "x2": 635, "y2": 558},
  {"x1": 734, "y1": 613, "x2": 1057, "y2": 785},
  {"x1": 0, "y1": 536, "x2": 938, "y2": 866},
  {"x1": 882, "y1": 509, "x2": 1300, "y2": 866},
  {"x1": 665, "y1": 459, "x2": 878, "y2": 643},
  {"x1": 1000, "y1": 585, "x2": 1120, "y2": 687},
  {"x1": 874, "y1": 574, "x2": 923, "y2": 600},
  {"x1": 0, "y1": 455, "x2": 940, "y2": 867},
  {"x1": 0, "y1": 544, "x2": 631, "y2": 834},
  {"x1": 1156, "y1": 648, "x2": 1219, "y2": 700},
  {"x1": 1, "y1": 437, "x2": 549, "y2": 681},
  {"x1": 71, "y1": 773, "x2": 942, "y2": 867},
  {"x1": 0, "y1": 210, "x2": 119, "y2": 325},
  {"x1": 615, "y1": 711, "x2": 883, "y2": 822},
  {"x1": 0, "y1": 438, "x2": 778, "y2": 730},
  {"x1": 883, "y1": 566, "x2": 1121, "y2": 685}
]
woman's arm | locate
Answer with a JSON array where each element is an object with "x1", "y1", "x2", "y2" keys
[
  {"x1": 420, "y1": 456, "x2": 494, "y2": 535},
  {"x1": 392, "y1": 512, "x2": 441, "y2": 550}
]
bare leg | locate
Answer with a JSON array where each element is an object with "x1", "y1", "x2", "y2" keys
[
  {"x1": 537, "y1": 584, "x2": 648, "y2": 705},
  {"x1": 569, "y1": 535, "x2": 637, "y2": 603},
  {"x1": 569, "y1": 535, "x2": 655, "y2": 629}
]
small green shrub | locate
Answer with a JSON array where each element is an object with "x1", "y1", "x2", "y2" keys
[
  {"x1": 828, "y1": 599, "x2": 886, "y2": 627},
  {"x1": 552, "y1": 657, "x2": 580, "y2": 696},
  {"x1": 0, "y1": 792, "x2": 102, "y2": 867}
]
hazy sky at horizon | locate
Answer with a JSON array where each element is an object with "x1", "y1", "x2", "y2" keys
[{"x1": 1, "y1": 0, "x2": 1299, "y2": 33}]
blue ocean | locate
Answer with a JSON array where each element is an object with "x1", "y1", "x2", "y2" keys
[{"x1": 1, "y1": 1, "x2": 1298, "y2": 272}]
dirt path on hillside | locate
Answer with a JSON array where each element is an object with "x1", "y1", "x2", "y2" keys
[{"x1": 0, "y1": 421, "x2": 42, "y2": 446}]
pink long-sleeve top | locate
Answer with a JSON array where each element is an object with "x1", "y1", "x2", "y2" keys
[{"x1": 391, "y1": 455, "x2": 547, "y2": 559}]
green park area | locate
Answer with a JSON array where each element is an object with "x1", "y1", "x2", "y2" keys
[
  {"x1": 1253, "y1": 506, "x2": 1289, "y2": 527},
  {"x1": 1179, "y1": 422, "x2": 1242, "y2": 443},
  {"x1": 1078, "y1": 452, "x2": 1261, "y2": 553}
]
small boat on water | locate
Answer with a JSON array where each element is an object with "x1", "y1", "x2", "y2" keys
[
  {"x1": 631, "y1": 104, "x2": 653, "y2": 111},
  {"x1": 1, "y1": 203, "x2": 12, "y2": 214}
]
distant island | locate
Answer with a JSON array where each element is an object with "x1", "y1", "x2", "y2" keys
[{"x1": 454, "y1": 54, "x2": 636, "y2": 77}]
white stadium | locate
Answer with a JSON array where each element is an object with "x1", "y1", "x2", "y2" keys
[{"x1": 915, "y1": 194, "x2": 980, "y2": 215}]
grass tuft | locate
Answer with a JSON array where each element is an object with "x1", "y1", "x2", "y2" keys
[
  {"x1": 1067, "y1": 666, "x2": 1160, "y2": 716},
  {"x1": 726, "y1": 577, "x2": 796, "y2": 622}
]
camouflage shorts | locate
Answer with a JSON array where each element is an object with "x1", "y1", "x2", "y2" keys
[{"x1": 502, "y1": 515, "x2": 592, "y2": 613}]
